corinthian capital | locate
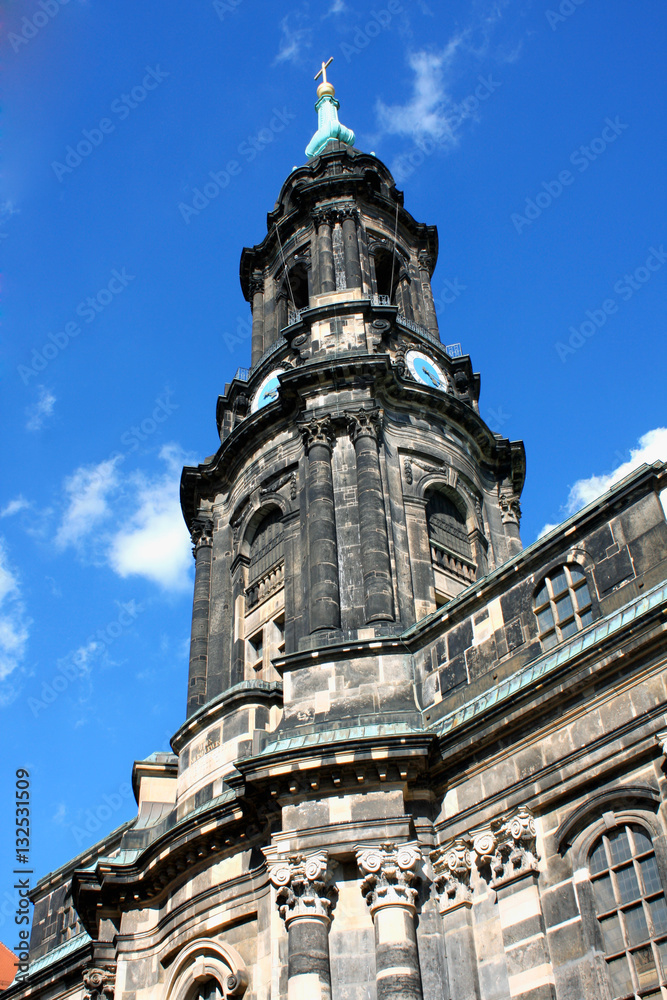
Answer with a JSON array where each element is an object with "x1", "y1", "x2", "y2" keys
[
  {"x1": 345, "y1": 408, "x2": 381, "y2": 444},
  {"x1": 474, "y1": 807, "x2": 540, "y2": 887},
  {"x1": 268, "y1": 851, "x2": 337, "y2": 925},
  {"x1": 299, "y1": 416, "x2": 336, "y2": 453},
  {"x1": 249, "y1": 271, "x2": 264, "y2": 297},
  {"x1": 431, "y1": 838, "x2": 473, "y2": 910},
  {"x1": 356, "y1": 842, "x2": 422, "y2": 913},
  {"x1": 190, "y1": 514, "x2": 214, "y2": 551}
]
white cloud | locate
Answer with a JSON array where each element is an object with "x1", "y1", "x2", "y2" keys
[
  {"x1": 564, "y1": 428, "x2": 667, "y2": 514},
  {"x1": 274, "y1": 11, "x2": 312, "y2": 65},
  {"x1": 0, "y1": 540, "x2": 30, "y2": 682},
  {"x1": 376, "y1": 42, "x2": 464, "y2": 145},
  {"x1": 107, "y1": 445, "x2": 193, "y2": 592},
  {"x1": 55, "y1": 457, "x2": 120, "y2": 550},
  {"x1": 25, "y1": 385, "x2": 56, "y2": 432},
  {"x1": 538, "y1": 427, "x2": 667, "y2": 537},
  {"x1": 325, "y1": 0, "x2": 347, "y2": 14},
  {"x1": 1, "y1": 497, "x2": 30, "y2": 518}
]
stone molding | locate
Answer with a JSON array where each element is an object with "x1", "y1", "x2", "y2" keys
[
  {"x1": 356, "y1": 842, "x2": 422, "y2": 914},
  {"x1": 431, "y1": 838, "x2": 473, "y2": 911},
  {"x1": 82, "y1": 968, "x2": 115, "y2": 1000},
  {"x1": 268, "y1": 850, "x2": 337, "y2": 926},
  {"x1": 656, "y1": 730, "x2": 667, "y2": 755},
  {"x1": 299, "y1": 416, "x2": 336, "y2": 453}
]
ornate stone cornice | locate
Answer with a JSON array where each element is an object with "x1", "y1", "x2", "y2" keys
[
  {"x1": 356, "y1": 842, "x2": 422, "y2": 914},
  {"x1": 82, "y1": 968, "x2": 115, "y2": 1000},
  {"x1": 345, "y1": 408, "x2": 381, "y2": 444},
  {"x1": 299, "y1": 416, "x2": 336, "y2": 453},
  {"x1": 268, "y1": 851, "x2": 337, "y2": 926},
  {"x1": 431, "y1": 839, "x2": 473, "y2": 911}
]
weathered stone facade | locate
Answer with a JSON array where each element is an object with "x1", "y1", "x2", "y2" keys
[{"x1": 9, "y1": 132, "x2": 667, "y2": 1000}]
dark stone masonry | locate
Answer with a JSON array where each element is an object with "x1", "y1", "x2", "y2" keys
[{"x1": 9, "y1": 84, "x2": 667, "y2": 1000}]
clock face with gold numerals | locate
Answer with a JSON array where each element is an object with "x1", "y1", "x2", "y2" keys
[
  {"x1": 251, "y1": 370, "x2": 286, "y2": 413},
  {"x1": 405, "y1": 350, "x2": 448, "y2": 391}
]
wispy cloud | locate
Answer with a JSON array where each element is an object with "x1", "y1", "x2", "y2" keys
[
  {"x1": 55, "y1": 457, "x2": 120, "y2": 550},
  {"x1": 325, "y1": 0, "x2": 347, "y2": 15},
  {"x1": 376, "y1": 41, "x2": 465, "y2": 144},
  {"x1": 0, "y1": 540, "x2": 31, "y2": 684},
  {"x1": 107, "y1": 445, "x2": 193, "y2": 592},
  {"x1": 1, "y1": 497, "x2": 30, "y2": 518},
  {"x1": 25, "y1": 385, "x2": 56, "y2": 432},
  {"x1": 274, "y1": 10, "x2": 312, "y2": 65},
  {"x1": 538, "y1": 427, "x2": 667, "y2": 537}
]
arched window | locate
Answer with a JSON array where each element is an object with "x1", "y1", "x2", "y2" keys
[
  {"x1": 373, "y1": 246, "x2": 400, "y2": 302},
  {"x1": 244, "y1": 509, "x2": 285, "y2": 675},
  {"x1": 533, "y1": 565, "x2": 593, "y2": 650},
  {"x1": 589, "y1": 823, "x2": 667, "y2": 998},
  {"x1": 191, "y1": 982, "x2": 223, "y2": 1000},
  {"x1": 425, "y1": 489, "x2": 476, "y2": 606}
]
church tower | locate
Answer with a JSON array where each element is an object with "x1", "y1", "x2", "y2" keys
[{"x1": 17, "y1": 61, "x2": 667, "y2": 1000}]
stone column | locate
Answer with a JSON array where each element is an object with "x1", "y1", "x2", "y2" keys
[
  {"x1": 475, "y1": 808, "x2": 556, "y2": 1000},
  {"x1": 431, "y1": 840, "x2": 481, "y2": 1000},
  {"x1": 346, "y1": 410, "x2": 393, "y2": 623},
  {"x1": 498, "y1": 490, "x2": 523, "y2": 557},
  {"x1": 418, "y1": 252, "x2": 439, "y2": 337},
  {"x1": 314, "y1": 211, "x2": 336, "y2": 294},
  {"x1": 300, "y1": 418, "x2": 340, "y2": 632},
  {"x1": 341, "y1": 208, "x2": 362, "y2": 289},
  {"x1": 397, "y1": 268, "x2": 413, "y2": 319},
  {"x1": 356, "y1": 843, "x2": 424, "y2": 1000},
  {"x1": 186, "y1": 516, "x2": 213, "y2": 717},
  {"x1": 249, "y1": 272, "x2": 265, "y2": 367},
  {"x1": 268, "y1": 852, "x2": 337, "y2": 1000}
]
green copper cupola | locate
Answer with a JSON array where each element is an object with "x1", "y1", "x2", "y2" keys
[{"x1": 305, "y1": 56, "x2": 355, "y2": 158}]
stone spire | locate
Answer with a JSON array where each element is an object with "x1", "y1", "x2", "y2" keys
[{"x1": 306, "y1": 57, "x2": 355, "y2": 158}]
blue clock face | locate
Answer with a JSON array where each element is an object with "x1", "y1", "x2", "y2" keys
[
  {"x1": 405, "y1": 350, "x2": 447, "y2": 391},
  {"x1": 251, "y1": 370, "x2": 285, "y2": 413}
]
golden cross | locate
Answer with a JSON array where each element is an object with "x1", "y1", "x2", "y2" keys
[{"x1": 314, "y1": 57, "x2": 333, "y2": 84}]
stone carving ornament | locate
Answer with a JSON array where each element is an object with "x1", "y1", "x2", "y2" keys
[
  {"x1": 299, "y1": 416, "x2": 336, "y2": 453},
  {"x1": 268, "y1": 851, "x2": 337, "y2": 924},
  {"x1": 356, "y1": 842, "x2": 422, "y2": 911},
  {"x1": 498, "y1": 492, "x2": 522, "y2": 526},
  {"x1": 82, "y1": 968, "x2": 115, "y2": 1000},
  {"x1": 473, "y1": 807, "x2": 539, "y2": 887},
  {"x1": 431, "y1": 839, "x2": 473, "y2": 909}
]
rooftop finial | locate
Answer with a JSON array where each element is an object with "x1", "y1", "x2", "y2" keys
[{"x1": 306, "y1": 56, "x2": 355, "y2": 159}]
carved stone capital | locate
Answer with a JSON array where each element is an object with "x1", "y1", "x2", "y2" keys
[
  {"x1": 268, "y1": 851, "x2": 337, "y2": 926},
  {"x1": 345, "y1": 408, "x2": 381, "y2": 445},
  {"x1": 249, "y1": 272, "x2": 264, "y2": 298},
  {"x1": 356, "y1": 842, "x2": 422, "y2": 914},
  {"x1": 474, "y1": 807, "x2": 540, "y2": 887},
  {"x1": 299, "y1": 416, "x2": 336, "y2": 453},
  {"x1": 82, "y1": 968, "x2": 115, "y2": 1000},
  {"x1": 338, "y1": 205, "x2": 359, "y2": 222},
  {"x1": 190, "y1": 515, "x2": 214, "y2": 552},
  {"x1": 431, "y1": 839, "x2": 473, "y2": 910},
  {"x1": 499, "y1": 492, "x2": 522, "y2": 526},
  {"x1": 313, "y1": 207, "x2": 336, "y2": 230}
]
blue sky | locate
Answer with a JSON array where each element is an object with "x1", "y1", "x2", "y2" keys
[{"x1": 1, "y1": 0, "x2": 666, "y2": 927}]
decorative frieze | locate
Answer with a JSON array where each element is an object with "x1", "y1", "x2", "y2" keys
[
  {"x1": 431, "y1": 838, "x2": 473, "y2": 910},
  {"x1": 356, "y1": 842, "x2": 422, "y2": 913},
  {"x1": 268, "y1": 851, "x2": 337, "y2": 925}
]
